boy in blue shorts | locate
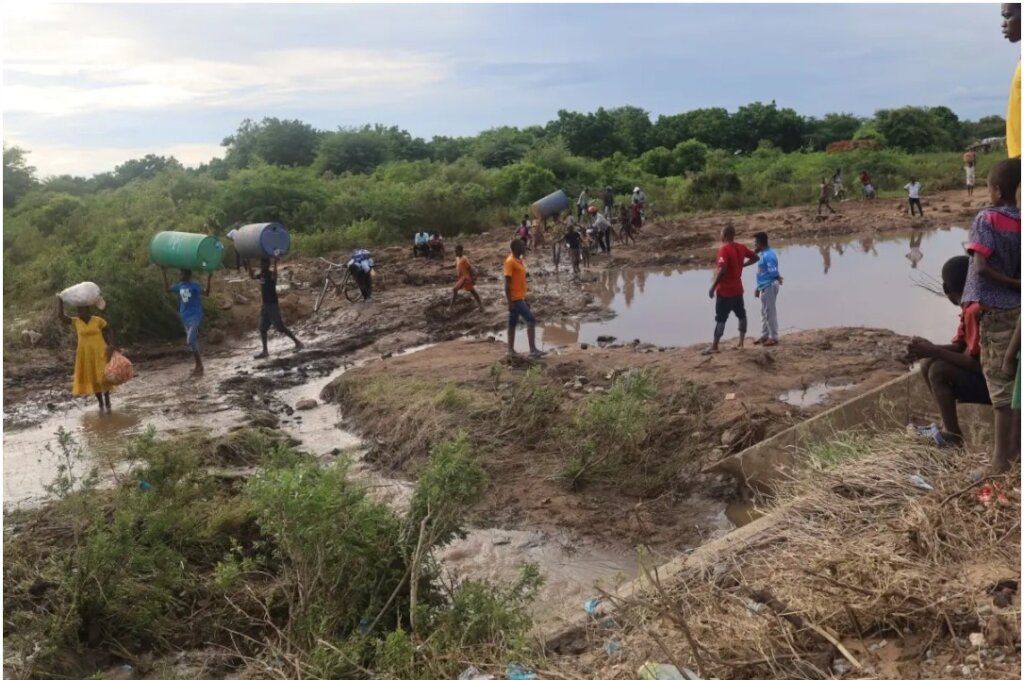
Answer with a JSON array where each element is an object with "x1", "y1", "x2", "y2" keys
[
  {"x1": 164, "y1": 268, "x2": 212, "y2": 377},
  {"x1": 907, "y1": 255, "x2": 990, "y2": 448}
]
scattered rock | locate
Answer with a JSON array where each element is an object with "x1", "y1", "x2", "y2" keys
[
  {"x1": 295, "y1": 399, "x2": 318, "y2": 411},
  {"x1": 969, "y1": 632, "x2": 986, "y2": 649},
  {"x1": 217, "y1": 299, "x2": 233, "y2": 310},
  {"x1": 580, "y1": 343, "x2": 589, "y2": 350},
  {"x1": 724, "y1": 393, "x2": 736, "y2": 401},
  {"x1": 831, "y1": 658, "x2": 852, "y2": 676},
  {"x1": 207, "y1": 328, "x2": 226, "y2": 345},
  {"x1": 983, "y1": 614, "x2": 1015, "y2": 647},
  {"x1": 248, "y1": 410, "x2": 279, "y2": 429}
]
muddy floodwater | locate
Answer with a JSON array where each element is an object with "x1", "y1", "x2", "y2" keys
[
  {"x1": 511, "y1": 227, "x2": 967, "y2": 349},
  {"x1": 3, "y1": 225, "x2": 964, "y2": 629}
]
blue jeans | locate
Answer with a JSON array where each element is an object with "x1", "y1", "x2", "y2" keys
[
  {"x1": 183, "y1": 318, "x2": 200, "y2": 353},
  {"x1": 508, "y1": 300, "x2": 536, "y2": 332}
]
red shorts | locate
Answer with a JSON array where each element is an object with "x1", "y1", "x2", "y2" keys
[{"x1": 455, "y1": 277, "x2": 475, "y2": 291}]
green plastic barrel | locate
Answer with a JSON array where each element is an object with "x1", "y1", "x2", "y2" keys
[{"x1": 149, "y1": 232, "x2": 224, "y2": 272}]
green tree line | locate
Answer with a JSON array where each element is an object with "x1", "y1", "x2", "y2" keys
[{"x1": 2, "y1": 102, "x2": 1006, "y2": 344}]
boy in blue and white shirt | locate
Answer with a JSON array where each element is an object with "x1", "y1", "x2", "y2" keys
[
  {"x1": 163, "y1": 268, "x2": 212, "y2": 376},
  {"x1": 752, "y1": 231, "x2": 783, "y2": 346}
]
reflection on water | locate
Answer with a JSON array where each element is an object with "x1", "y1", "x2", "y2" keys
[
  {"x1": 516, "y1": 227, "x2": 968, "y2": 350},
  {"x1": 777, "y1": 381, "x2": 853, "y2": 407}
]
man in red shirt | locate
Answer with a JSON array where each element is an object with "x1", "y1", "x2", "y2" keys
[
  {"x1": 906, "y1": 255, "x2": 990, "y2": 447},
  {"x1": 706, "y1": 225, "x2": 759, "y2": 353}
]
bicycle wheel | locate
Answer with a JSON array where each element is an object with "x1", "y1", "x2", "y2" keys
[
  {"x1": 342, "y1": 271, "x2": 361, "y2": 303},
  {"x1": 314, "y1": 276, "x2": 331, "y2": 313}
]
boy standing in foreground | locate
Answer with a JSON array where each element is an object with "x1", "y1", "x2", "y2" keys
[
  {"x1": 449, "y1": 245, "x2": 484, "y2": 311},
  {"x1": 906, "y1": 255, "x2": 990, "y2": 448},
  {"x1": 504, "y1": 239, "x2": 544, "y2": 359},
  {"x1": 251, "y1": 259, "x2": 303, "y2": 359},
  {"x1": 163, "y1": 268, "x2": 211, "y2": 377},
  {"x1": 706, "y1": 225, "x2": 759, "y2": 354},
  {"x1": 752, "y1": 232, "x2": 783, "y2": 347},
  {"x1": 961, "y1": 158, "x2": 1021, "y2": 476}
]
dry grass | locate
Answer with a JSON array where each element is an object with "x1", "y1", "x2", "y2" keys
[{"x1": 561, "y1": 434, "x2": 1021, "y2": 679}]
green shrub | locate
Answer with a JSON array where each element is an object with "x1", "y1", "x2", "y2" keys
[
  {"x1": 410, "y1": 433, "x2": 488, "y2": 547},
  {"x1": 562, "y1": 369, "x2": 656, "y2": 489}
]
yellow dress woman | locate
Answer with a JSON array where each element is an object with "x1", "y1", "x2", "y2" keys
[{"x1": 56, "y1": 297, "x2": 117, "y2": 411}]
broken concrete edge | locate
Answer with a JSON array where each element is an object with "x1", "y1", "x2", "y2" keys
[
  {"x1": 540, "y1": 508, "x2": 789, "y2": 653},
  {"x1": 702, "y1": 370, "x2": 922, "y2": 490},
  {"x1": 540, "y1": 367, "x2": 997, "y2": 653},
  {"x1": 703, "y1": 368, "x2": 994, "y2": 491}
]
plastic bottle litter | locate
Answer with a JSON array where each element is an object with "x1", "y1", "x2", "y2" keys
[
  {"x1": 637, "y1": 662, "x2": 701, "y2": 680},
  {"x1": 604, "y1": 638, "x2": 622, "y2": 655},
  {"x1": 583, "y1": 597, "x2": 601, "y2": 615},
  {"x1": 137, "y1": 480, "x2": 153, "y2": 491},
  {"x1": 745, "y1": 599, "x2": 767, "y2": 616},
  {"x1": 908, "y1": 423, "x2": 945, "y2": 447},
  {"x1": 908, "y1": 473, "x2": 934, "y2": 491},
  {"x1": 505, "y1": 663, "x2": 538, "y2": 680},
  {"x1": 459, "y1": 666, "x2": 496, "y2": 680}
]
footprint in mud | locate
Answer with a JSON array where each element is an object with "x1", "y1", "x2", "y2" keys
[{"x1": 424, "y1": 298, "x2": 478, "y2": 325}]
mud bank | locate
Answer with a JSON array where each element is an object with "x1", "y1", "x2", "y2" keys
[{"x1": 322, "y1": 328, "x2": 910, "y2": 550}]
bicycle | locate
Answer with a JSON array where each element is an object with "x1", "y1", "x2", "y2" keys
[{"x1": 313, "y1": 257, "x2": 386, "y2": 312}]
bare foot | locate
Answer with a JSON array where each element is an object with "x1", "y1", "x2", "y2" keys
[{"x1": 701, "y1": 347, "x2": 719, "y2": 356}]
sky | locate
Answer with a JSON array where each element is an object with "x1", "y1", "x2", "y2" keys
[{"x1": 2, "y1": 2, "x2": 1018, "y2": 178}]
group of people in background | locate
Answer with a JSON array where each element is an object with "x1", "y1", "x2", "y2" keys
[{"x1": 413, "y1": 231, "x2": 446, "y2": 259}]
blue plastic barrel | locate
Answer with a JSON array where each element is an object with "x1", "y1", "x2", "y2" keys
[
  {"x1": 530, "y1": 190, "x2": 570, "y2": 220},
  {"x1": 233, "y1": 223, "x2": 291, "y2": 260}
]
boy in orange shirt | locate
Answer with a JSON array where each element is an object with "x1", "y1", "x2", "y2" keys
[
  {"x1": 449, "y1": 244, "x2": 484, "y2": 312},
  {"x1": 504, "y1": 239, "x2": 544, "y2": 359}
]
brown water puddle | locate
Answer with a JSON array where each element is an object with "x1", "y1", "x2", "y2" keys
[
  {"x1": 3, "y1": 340, "x2": 654, "y2": 627},
  {"x1": 506, "y1": 227, "x2": 967, "y2": 350}
]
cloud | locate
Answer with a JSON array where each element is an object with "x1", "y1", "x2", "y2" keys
[
  {"x1": 5, "y1": 137, "x2": 224, "y2": 178},
  {"x1": 2, "y1": 5, "x2": 450, "y2": 118}
]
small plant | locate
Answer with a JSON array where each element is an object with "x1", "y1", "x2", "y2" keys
[
  {"x1": 489, "y1": 362, "x2": 504, "y2": 391},
  {"x1": 500, "y1": 367, "x2": 559, "y2": 442},
  {"x1": 807, "y1": 432, "x2": 873, "y2": 470},
  {"x1": 561, "y1": 369, "x2": 656, "y2": 489},
  {"x1": 435, "y1": 383, "x2": 471, "y2": 411},
  {"x1": 410, "y1": 433, "x2": 488, "y2": 547},
  {"x1": 40, "y1": 427, "x2": 98, "y2": 500}
]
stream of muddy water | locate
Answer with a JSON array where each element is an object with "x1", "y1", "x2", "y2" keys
[{"x1": 2, "y1": 225, "x2": 967, "y2": 628}]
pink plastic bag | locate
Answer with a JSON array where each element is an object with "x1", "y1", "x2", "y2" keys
[{"x1": 104, "y1": 351, "x2": 134, "y2": 386}]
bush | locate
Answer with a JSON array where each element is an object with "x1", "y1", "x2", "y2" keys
[{"x1": 561, "y1": 369, "x2": 656, "y2": 489}]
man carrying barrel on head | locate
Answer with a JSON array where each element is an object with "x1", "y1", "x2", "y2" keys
[
  {"x1": 163, "y1": 268, "x2": 212, "y2": 377},
  {"x1": 250, "y1": 259, "x2": 303, "y2": 359}
]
